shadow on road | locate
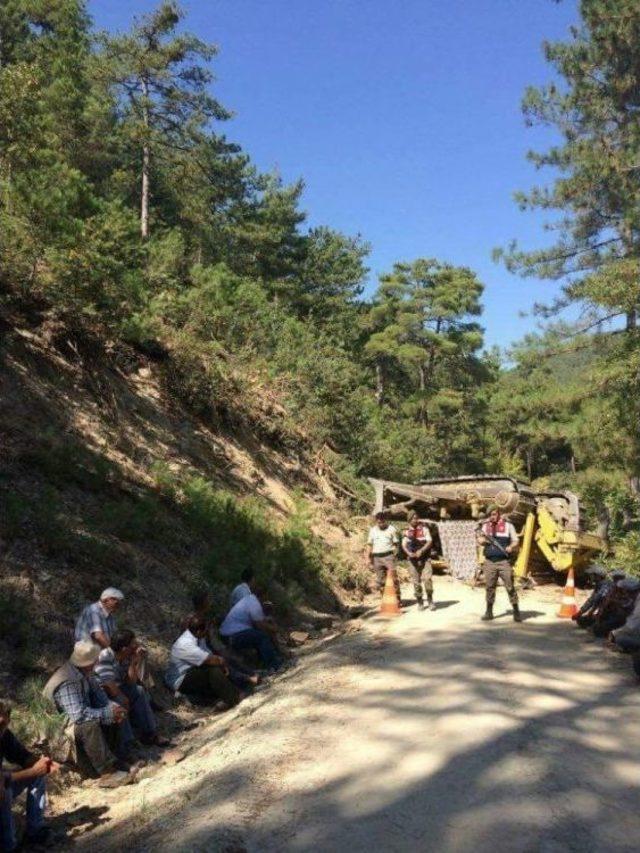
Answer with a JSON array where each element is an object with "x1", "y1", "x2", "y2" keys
[{"x1": 90, "y1": 610, "x2": 640, "y2": 853}]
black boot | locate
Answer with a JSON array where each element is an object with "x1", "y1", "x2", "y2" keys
[
  {"x1": 427, "y1": 594, "x2": 436, "y2": 612},
  {"x1": 482, "y1": 605, "x2": 494, "y2": 621},
  {"x1": 512, "y1": 602, "x2": 522, "y2": 622},
  {"x1": 416, "y1": 598, "x2": 425, "y2": 611}
]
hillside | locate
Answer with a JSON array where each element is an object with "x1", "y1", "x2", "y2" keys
[{"x1": 0, "y1": 305, "x2": 368, "y2": 707}]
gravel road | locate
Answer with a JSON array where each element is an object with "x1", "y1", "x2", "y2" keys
[{"x1": 73, "y1": 576, "x2": 640, "y2": 853}]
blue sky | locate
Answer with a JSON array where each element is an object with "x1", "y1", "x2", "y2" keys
[{"x1": 91, "y1": 0, "x2": 579, "y2": 350}]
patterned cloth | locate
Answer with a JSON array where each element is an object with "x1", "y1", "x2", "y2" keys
[
  {"x1": 95, "y1": 648, "x2": 128, "y2": 688},
  {"x1": 437, "y1": 521, "x2": 479, "y2": 581},
  {"x1": 53, "y1": 674, "x2": 115, "y2": 725},
  {"x1": 74, "y1": 601, "x2": 115, "y2": 643}
]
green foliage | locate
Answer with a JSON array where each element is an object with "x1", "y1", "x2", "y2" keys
[
  {"x1": 499, "y1": 0, "x2": 640, "y2": 494},
  {"x1": 12, "y1": 678, "x2": 67, "y2": 747},
  {"x1": 611, "y1": 533, "x2": 640, "y2": 578}
]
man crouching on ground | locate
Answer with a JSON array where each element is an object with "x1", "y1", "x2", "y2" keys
[
  {"x1": 0, "y1": 700, "x2": 60, "y2": 851},
  {"x1": 477, "y1": 505, "x2": 521, "y2": 622},
  {"x1": 42, "y1": 640, "x2": 133, "y2": 788}
]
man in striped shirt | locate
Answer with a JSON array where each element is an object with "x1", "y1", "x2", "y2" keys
[
  {"x1": 74, "y1": 588, "x2": 124, "y2": 649},
  {"x1": 95, "y1": 630, "x2": 167, "y2": 746}
]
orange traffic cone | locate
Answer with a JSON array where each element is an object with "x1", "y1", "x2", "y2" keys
[
  {"x1": 380, "y1": 568, "x2": 401, "y2": 617},
  {"x1": 558, "y1": 567, "x2": 578, "y2": 618}
]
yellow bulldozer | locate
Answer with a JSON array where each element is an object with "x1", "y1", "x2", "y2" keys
[{"x1": 369, "y1": 475, "x2": 605, "y2": 584}]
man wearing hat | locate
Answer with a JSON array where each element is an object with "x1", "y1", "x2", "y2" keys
[
  {"x1": 42, "y1": 640, "x2": 132, "y2": 788},
  {"x1": 572, "y1": 565, "x2": 612, "y2": 629},
  {"x1": 366, "y1": 512, "x2": 401, "y2": 604},
  {"x1": 75, "y1": 588, "x2": 124, "y2": 649},
  {"x1": 477, "y1": 506, "x2": 521, "y2": 622}
]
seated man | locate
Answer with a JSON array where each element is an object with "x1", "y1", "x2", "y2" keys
[
  {"x1": 75, "y1": 587, "x2": 124, "y2": 648},
  {"x1": 219, "y1": 587, "x2": 282, "y2": 673},
  {"x1": 186, "y1": 589, "x2": 261, "y2": 691},
  {"x1": 572, "y1": 566, "x2": 612, "y2": 628},
  {"x1": 0, "y1": 700, "x2": 60, "y2": 852},
  {"x1": 592, "y1": 573, "x2": 635, "y2": 637},
  {"x1": 95, "y1": 630, "x2": 167, "y2": 747},
  {"x1": 229, "y1": 569, "x2": 254, "y2": 608},
  {"x1": 42, "y1": 640, "x2": 132, "y2": 788},
  {"x1": 609, "y1": 579, "x2": 640, "y2": 653},
  {"x1": 166, "y1": 616, "x2": 241, "y2": 708}
]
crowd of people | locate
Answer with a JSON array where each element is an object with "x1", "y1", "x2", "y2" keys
[
  {"x1": 572, "y1": 565, "x2": 640, "y2": 677},
  {"x1": 0, "y1": 569, "x2": 286, "y2": 851},
  {"x1": 4, "y1": 513, "x2": 638, "y2": 850}
]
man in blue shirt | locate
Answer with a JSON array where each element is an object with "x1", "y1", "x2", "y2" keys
[
  {"x1": 75, "y1": 587, "x2": 124, "y2": 648},
  {"x1": 220, "y1": 589, "x2": 282, "y2": 673}
]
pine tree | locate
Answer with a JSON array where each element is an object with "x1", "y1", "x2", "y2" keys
[{"x1": 99, "y1": 0, "x2": 229, "y2": 238}]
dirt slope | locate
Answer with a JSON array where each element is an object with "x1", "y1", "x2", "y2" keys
[
  {"x1": 0, "y1": 312, "x2": 365, "y2": 699},
  {"x1": 58, "y1": 577, "x2": 640, "y2": 853}
]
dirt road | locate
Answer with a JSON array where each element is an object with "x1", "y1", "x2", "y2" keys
[{"x1": 72, "y1": 577, "x2": 640, "y2": 853}]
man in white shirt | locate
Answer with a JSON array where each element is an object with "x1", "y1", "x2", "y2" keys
[
  {"x1": 219, "y1": 592, "x2": 282, "y2": 673},
  {"x1": 165, "y1": 616, "x2": 240, "y2": 708},
  {"x1": 366, "y1": 512, "x2": 401, "y2": 604}
]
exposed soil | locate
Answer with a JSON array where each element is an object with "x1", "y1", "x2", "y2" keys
[{"x1": 47, "y1": 576, "x2": 640, "y2": 853}]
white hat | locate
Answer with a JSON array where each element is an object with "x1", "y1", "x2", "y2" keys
[
  {"x1": 70, "y1": 640, "x2": 102, "y2": 668},
  {"x1": 100, "y1": 587, "x2": 124, "y2": 602}
]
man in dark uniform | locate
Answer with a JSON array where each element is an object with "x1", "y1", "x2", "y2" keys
[
  {"x1": 477, "y1": 506, "x2": 521, "y2": 622},
  {"x1": 402, "y1": 513, "x2": 435, "y2": 611}
]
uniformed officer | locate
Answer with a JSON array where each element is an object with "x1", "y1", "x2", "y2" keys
[
  {"x1": 402, "y1": 513, "x2": 435, "y2": 611},
  {"x1": 477, "y1": 506, "x2": 521, "y2": 622}
]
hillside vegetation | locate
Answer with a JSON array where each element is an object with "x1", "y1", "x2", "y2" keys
[{"x1": 2, "y1": 0, "x2": 640, "y2": 706}]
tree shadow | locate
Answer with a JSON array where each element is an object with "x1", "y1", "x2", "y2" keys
[{"x1": 75, "y1": 616, "x2": 640, "y2": 853}]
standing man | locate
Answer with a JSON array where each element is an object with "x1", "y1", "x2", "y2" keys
[
  {"x1": 366, "y1": 512, "x2": 401, "y2": 604},
  {"x1": 75, "y1": 587, "x2": 124, "y2": 648},
  {"x1": 402, "y1": 513, "x2": 435, "y2": 611},
  {"x1": 477, "y1": 506, "x2": 521, "y2": 622}
]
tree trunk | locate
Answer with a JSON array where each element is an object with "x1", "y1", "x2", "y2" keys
[
  {"x1": 418, "y1": 363, "x2": 428, "y2": 428},
  {"x1": 375, "y1": 362, "x2": 384, "y2": 407},
  {"x1": 596, "y1": 504, "x2": 611, "y2": 546},
  {"x1": 525, "y1": 447, "x2": 533, "y2": 480},
  {"x1": 141, "y1": 78, "x2": 150, "y2": 240}
]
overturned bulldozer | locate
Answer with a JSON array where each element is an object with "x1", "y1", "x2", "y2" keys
[{"x1": 369, "y1": 475, "x2": 604, "y2": 584}]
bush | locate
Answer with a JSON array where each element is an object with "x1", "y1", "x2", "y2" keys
[{"x1": 611, "y1": 532, "x2": 640, "y2": 578}]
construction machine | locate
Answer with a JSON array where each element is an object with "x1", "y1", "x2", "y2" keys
[{"x1": 369, "y1": 475, "x2": 605, "y2": 584}]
